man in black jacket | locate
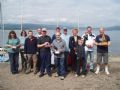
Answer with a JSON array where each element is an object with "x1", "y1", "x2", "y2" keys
[{"x1": 69, "y1": 28, "x2": 81, "y2": 72}]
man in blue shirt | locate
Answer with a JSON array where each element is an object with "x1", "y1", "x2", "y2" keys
[{"x1": 95, "y1": 27, "x2": 111, "y2": 75}]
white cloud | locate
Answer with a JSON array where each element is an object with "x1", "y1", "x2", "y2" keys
[{"x1": 1, "y1": 0, "x2": 120, "y2": 26}]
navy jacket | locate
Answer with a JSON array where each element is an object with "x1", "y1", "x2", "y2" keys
[{"x1": 24, "y1": 36, "x2": 37, "y2": 54}]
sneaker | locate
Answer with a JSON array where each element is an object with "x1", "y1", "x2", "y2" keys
[
  {"x1": 90, "y1": 69, "x2": 94, "y2": 73},
  {"x1": 60, "y1": 76, "x2": 64, "y2": 80},
  {"x1": 39, "y1": 73, "x2": 44, "y2": 77},
  {"x1": 81, "y1": 75, "x2": 85, "y2": 78},
  {"x1": 54, "y1": 74, "x2": 59, "y2": 77},
  {"x1": 34, "y1": 70, "x2": 38, "y2": 75},
  {"x1": 48, "y1": 73, "x2": 52, "y2": 77},
  {"x1": 105, "y1": 66, "x2": 110, "y2": 75},
  {"x1": 95, "y1": 65, "x2": 100, "y2": 75},
  {"x1": 25, "y1": 70, "x2": 31, "y2": 74},
  {"x1": 75, "y1": 74, "x2": 78, "y2": 77}
]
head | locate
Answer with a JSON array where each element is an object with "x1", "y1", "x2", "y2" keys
[
  {"x1": 20, "y1": 30, "x2": 27, "y2": 37},
  {"x1": 55, "y1": 32, "x2": 61, "y2": 40},
  {"x1": 99, "y1": 27, "x2": 105, "y2": 35},
  {"x1": 87, "y1": 26, "x2": 92, "y2": 34},
  {"x1": 72, "y1": 28, "x2": 78, "y2": 36},
  {"x1": 37, "y1": 28, "x2": 42, "y2": 35},
  {"x1": 63, "y1": 28, "x2": 67, "y2": 35},
  {"x1": 56, "y1": 27, "x2": 61, "y2": 33},
  {"x1": 28, "y1": 30, "x2": 33, "y2": 38},
  {"x1": 78, "y1": 38, "x2": 83, "y2": 45},
  {"x1": 8, "y1": 31, "x2": 17, "y2": 39}
]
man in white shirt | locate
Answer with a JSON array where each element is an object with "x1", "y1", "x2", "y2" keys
[{"x1": 82, "y1": 26, "x2": 96, "y2": 72}]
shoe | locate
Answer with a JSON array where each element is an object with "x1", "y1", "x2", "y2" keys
[
  {"x1": 34, "y1": 70, "x2": 38, "y2": 75},
  {"x1": 95, "y1": 65, "x2": 100, "y2": 75},
  {"x1": 60, "y1": 76, "x2": 64, "y2": 80},
  {"x1": 54, "y1": 74, "x2": 59, "y2": 77},
  {"x1": 39, "y1": 73, "x2": 44, "y2": 77},
  {"x1": 75, "y1": 74, "x2": 78, "y2": 77},
  {"x1": 25, "y1": 70, "x2": 31, "y2": 74},
  {"x1": 48, "y1": 73, "x2": 52, "y2": 77},
  {"x1": 105, "y1": 65, "x2": 110, "y2": 75},
  {"x1": 90, "y1": 69, "x2": 94, "y2": 73},
  {"x1": 81, "y1": 75, "x2": 85, "y2": 78}
]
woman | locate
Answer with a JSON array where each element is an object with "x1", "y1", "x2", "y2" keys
[
  {"x1": 19, "y1": 30, "x2": 27, "y2": 72},
  {"x1": 6, "y1": 31, "x2": 21, "y2": 74}
]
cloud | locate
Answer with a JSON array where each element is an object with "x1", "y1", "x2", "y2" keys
[{"x1": 1, "y1": 0, "x2": 120, "y2": 27}]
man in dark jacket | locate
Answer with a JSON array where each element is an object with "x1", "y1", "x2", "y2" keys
[
  {"x1": 69, "y1": 28, "x2": 81, "y2": 72},
  {"x1": 37, "y1": 28, "x2": 52, "y2": 77},
  {"x1": 24, "y1": 30, "x2": 38, "y2": 74}
]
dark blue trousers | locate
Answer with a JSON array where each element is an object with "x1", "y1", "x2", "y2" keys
[
  {"x1": 40, "y1": 52, "x2": 51, "y2": 75},
  {"x1": 8, "y1": 52, "x2": 19, "y2": 74}
]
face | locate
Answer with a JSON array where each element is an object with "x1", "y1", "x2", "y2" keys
[
  {"x1": 87, "y1": 27, "x2": 92, "y2": 34},
  {"x1": 78, "y1": 39, "x2": 83, "y2": 45},
  {"x1": 11, "y1": 33, "x2": 15, "y2": 38},
  {"x1": 22, "y1": 31, "x2": 26, "y2": 37},
  {"x1": 63, "y1": 30, "x2": 67, "y2": 35},
  {"x1": 28, "y1": 32, "x2": 33, "y2": 38},
  {"x1": 99, "y1": 28, "x2": 105, "y2": 35},
  {"x1": 37, "y1": 28, "x2": 42, "y2": 35},
  {"x1": 72, "y1": 29, "x2": 78, "y2": 36},
  {"x1": 56, "y1": 32, "x2": 61, "y2": 40},
  {"x1": 42, "y1": 31, "x2": 47, "y2": 36}
]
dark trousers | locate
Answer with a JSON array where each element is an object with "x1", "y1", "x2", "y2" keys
[
  {"x1": 55, "y1": 57, "x2": 65, "y2": 76},
  {"x1": 37, "y1": 51, "x2": 41, "y2": 71},
  {"x1": 64, "y1": 51, "x2": 69, "y2": 71},
  {"x1": 40, "y1": 52, "x2": 51, "y2": 75},
  {"x1": 70, "y1": 50, "x2": 77, "y2": 72},
  {"x1": 8, "y1": 52, "x2": 19, "y2": 74},
  {"x1": 76, "y1": 57, "x2": 86, "y2": 75},
  {"x1": 20, "y1": 49, "x2": 27, "y2": 72}
]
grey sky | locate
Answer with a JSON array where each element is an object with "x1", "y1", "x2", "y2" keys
[{"x1": 1, "y1": 0, "x2": 120, "y2": 27}]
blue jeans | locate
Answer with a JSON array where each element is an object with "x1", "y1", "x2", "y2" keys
[
  {"x1": 85, "y1": 51, "x2": 94, "y2": 70},
  {"x1": 55, "y1": 57, "x2": 65, "y2": 76},
  {"x1": 40, "y1": 52, "x2": 51, "y2": 75},
  {"x1": 8, "y1": 52, "x2": 19, "y2": 73}
]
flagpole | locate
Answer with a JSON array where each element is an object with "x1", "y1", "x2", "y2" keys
[{"x1": 0, "y1": 0, "x2": 5, "y2": 48}]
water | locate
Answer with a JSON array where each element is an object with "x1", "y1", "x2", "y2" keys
[{"x1": 0, "y1": 29, "x2": 120, "y2": 55}]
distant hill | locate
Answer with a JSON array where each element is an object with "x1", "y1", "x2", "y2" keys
[{"x1": 0, "y1": 23, "x2": 120, "y2": 30}]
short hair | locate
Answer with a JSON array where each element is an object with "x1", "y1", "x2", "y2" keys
[
  {"x1": 28, "y1": 30, "x2": 33, "y2": 33},
  {"x1": 56, "y1": 27, "x2": 61, "y2": 30},
  {"x1": 20, "y1": 30, "x2": 27, "y2": 36},
  {"x1": 8, "y1": 30, "x2": 17, "y2": 39},
  {"x1": 87, "y1": 26, "x2": 92, "y2": 29},
  {"x1": 72, "y1": 28, "x2": 78, "y2": 32}
]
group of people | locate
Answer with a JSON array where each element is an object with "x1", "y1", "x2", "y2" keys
[{"x1": 5, "y1": 26, "x2": 111, "y2": 80}]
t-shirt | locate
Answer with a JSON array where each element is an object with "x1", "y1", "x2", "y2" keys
[
  {"x1": 37, "y1": 35, "x2": 51, "y2": 52},
  {"x1": 95, "y1": 34, "x2": 110, "y2": 53},
  {"x1": 82, "y1": 33, "x2": 96, "y2": 51}
]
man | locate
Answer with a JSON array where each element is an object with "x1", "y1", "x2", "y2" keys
[
  {"x1": 35, "y1": 28, "x2": 42, "y2": 38},
  {"x1": 24, "y1": 30, "x2": 38, "y2": 74},
  {"x1": 61, "y1": 27, "x2": 70, "y2": 72},
  {"x1": 95, "y1": 27, "x2": 111, "y2": 75},
  {"x1": 51, "y1": 27, "x2": 61, "y2": 69},
  {"x1": 82, "y1": 26, "x2": 96, "y2": 72},
  {"x1": 52, "y1": 27, "x2": 61, "y2": 42},
  {"x1": 35, "y1": 28, "x2": 42, "y2": 73},
  {"x1": 37, "y1": 28, "x2": 52, "y2": 77},
  {"x1": 69, "y1": 28, "x2": 81, "y2": 73},
  {"x1": 52, "y1": 32, "x2": 66, "y2": 80}
]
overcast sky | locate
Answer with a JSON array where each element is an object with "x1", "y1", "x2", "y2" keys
[{"x1": 1, "y1": 0, "x2": 120, "y2": 27}]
